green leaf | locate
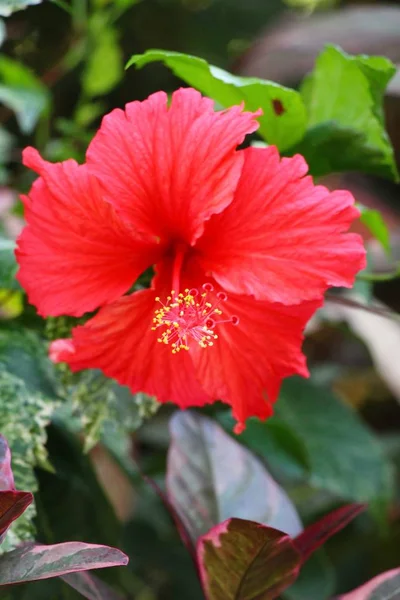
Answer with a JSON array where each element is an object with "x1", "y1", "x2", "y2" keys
[
  {"x1": 127, "y1": 49, "x2": 307, "y2": 151},
  {"x1": 167, "y1": 412, "x2": 302, "y2": 544},
  {"x1": 359, "y1": 207, "x2": 391, "y2": 255},
  {"x1": 0, "y1": 237, "x2": 18, "y2": 291},
  {"x1": 0, "y1": 56, "x2": 49, "y2": 134},
  {"x1": 0, "y1": 368, "x2": 55, "y2": 550},
  {"x1": 197, "y1": 518, "x2": 301, "y2": 600},
  {"x1": 0, "y1": 329, "x2": 57, "y2": 397},
  {"x1": 0, "y1": 126, "x2": 14, "y2": 183},
  {"x1": 284, "y1": 551, "x2": 335, "y2": 600},
  {"x1": 0, "y1": 541, "x2": 128, "y2": 585},
  {"x1": 0, "y1": 290, "x2": 23, "y2": 319},
  {"x1": 0, "y1": 0, "x2": 42, "y2": 16},
  {"x1": 283, "y1": 0, "x2": 337, "y2": 9},
  {"x1": 56, "y1": 367, "x2": 158, "y2": 451},
  {"x1": 293, "y1": 45, "x2": 398, "y2": 179},
  {"x1": 275, "y1": 378, "x2": 394, "y2": 506},
  {"x1": 83, "y1": 22, "x2": 123, "y2": 97},
  {"x1": 0, "y1": 20, "x2": 6, "y2": 48}
]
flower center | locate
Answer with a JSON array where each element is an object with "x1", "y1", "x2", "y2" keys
[{"x1": 151, "y1": 283, "x2": 238, "y2": 353}]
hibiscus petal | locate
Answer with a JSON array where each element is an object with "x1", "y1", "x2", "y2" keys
[
  {"x1": 189, "y1": 285, "x2": 322, "y2": 431},
  {"x1": 16, "y1": 148, "x2": 162, "y2": 317},
  {"x1": 197, "y1": 146, "x2": 366, "y2": 304},
  {"x1": 86, "y1": 88, "x2": 260, "y2": 246},
  {"x1": 50, "y1": 289, "x2": 212, "y2": 409}
]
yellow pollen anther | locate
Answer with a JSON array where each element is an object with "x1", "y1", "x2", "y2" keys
[{"x1": 151, "y1": 284, "x2": 239, "y2": 354}]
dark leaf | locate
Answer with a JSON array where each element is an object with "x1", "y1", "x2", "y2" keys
[
  {"x1": 0, "y1": 0, "x2": 42, "y2": 17},
  {"x1": 0, "y1": 237, "x2": 19, "y2": 291},
  {"x1": 143, "y1": 473, "x2": 196, "y2": 563},
  {"x1": 283, "y1": 551, "x2": 335, "y2": 600},
  {"x1": 275, "y1": 378, "x2": 394, "y2": 507},
  {"x1": 167, "y1": 412, "x2": 302, "y2": 545},
  {"x1": 293, "y1": 504, "x2": 365, "y2": 563},
  {"x1": 0, "y1": 541, "x2": 128, "y2": 585},
  {"x1": 197, "y1": 518, "x2": 301, "y2": 600},
  {"x1": 0, "y1": 491, "x2": 33, "y2": 539},
  {"x1": 61, "y1": 572, "x2": 127, "y2": 600},
  {"x1": 338, "y1": 568, "x2": 400, "y2": 599}
]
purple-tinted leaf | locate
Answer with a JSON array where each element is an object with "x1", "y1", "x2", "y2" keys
[
  {"x1": 197, "y1": 518, "x2": 301, "y2": 600},
  {"x1": 338, "y1": 568, "x2": 400, "y2": 599},
  {"x1": 0, "y1": 490, "x2": 33, "y2": 540},
  {"x1": 61, "y1": 571, "x2": 127, "y2": 600},
  {"x1": 0, "y1": 435, "x2": 15, "y2": 490},
  {"x1": 167, "y1": 412, "x2": 302, "y2": 545},
  {"x1": 294, "y1": 503, "x2": 365, "y2": 563},
  {"x1": 0, "y1": 541, "x2": 129, "y2": 585}
]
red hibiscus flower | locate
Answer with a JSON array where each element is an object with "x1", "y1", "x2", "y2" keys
[{"x1": 16, "y1": 88, "x2": 366, "y2": 432}]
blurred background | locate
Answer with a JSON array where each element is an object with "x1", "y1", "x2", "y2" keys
[{"x1": 1, "y1": 0, "x2": 400, "y2": 598}]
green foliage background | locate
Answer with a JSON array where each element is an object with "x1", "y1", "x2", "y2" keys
[{"x1": 1, "y1": 0, "x2": 400, "y2": 598}]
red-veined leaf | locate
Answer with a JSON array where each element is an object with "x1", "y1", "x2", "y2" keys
[
  {"x1": 294, "y1": 503, "x2": 366, "y2": 562},
  {"x1": 197, "y1": 518, "x2": 301, "y2": 600}
]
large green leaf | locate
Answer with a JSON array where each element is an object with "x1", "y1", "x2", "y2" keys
[
  {"x1": 197, "y1": 518, "x2": 301, "y2": 600},
  {"x1": 0, "y1": 56, "x2": 49, "y2": 134},
  {"x1": 293, "y1": 45, "x2": 398, "y2": 179},
  {"x1": 127, "y1": 49, "x2": 307, "y2": 151},
  {"x1": 0, "y1": 0, "x2": 42, "y2": 16},
  {"x1": 275, "y1": 378, "x2": 393, "y2": 505},
  {"x1": 167, "y1": 412, "x2": 302, "y2": 545},
  {"x1": 0, "y1": 541, "x2": 128, "y2": 585}
]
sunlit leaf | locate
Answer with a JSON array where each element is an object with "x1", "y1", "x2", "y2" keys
[
  {"x1": 293, "y1": 45, "x2": 398, "y2": 179},
  {"x1": 197, "y1": 518, "x2": 301, "y2": 600},
  {"x1": 359, "y1": 207, "x2": 391, "y2": 255},
  {"x1": 128, "y1": 49, "x2": 307, "y2": 151},
  {"x1": 167, "y1": 412, "x2": 302, "y2": 545},
  {"x1": 0, "y1": 290, "x2": 23, "y2": 319},
  {"x1": 0, "y1": 56, "x2": 49, "y2": 134},
  {"x1": 0, "y1": 541, "x2": 128, "y2": 585},
  {"x1": 83, "y1": 21, "x2": 123, "y2": 97}
]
